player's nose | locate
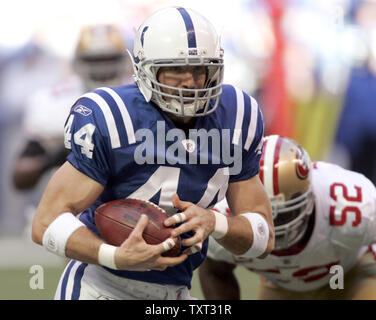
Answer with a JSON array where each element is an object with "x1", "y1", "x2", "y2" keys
[{"x1": 180, "y1": 72, "x2": 197, "y2": 89}]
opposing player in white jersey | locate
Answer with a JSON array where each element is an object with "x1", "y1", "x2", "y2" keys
[
  {"x1": 13, "y1": 24, "x2": 131, "y2": 191},
  {"x1": 200, "y1": 135, "x2": 376, "y2": 299}
]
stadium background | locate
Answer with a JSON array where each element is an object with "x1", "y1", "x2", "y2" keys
[{"x1": 0, "y1": 0, "x2": 375, "y2": 299}]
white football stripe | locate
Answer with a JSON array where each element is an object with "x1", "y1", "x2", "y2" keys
[
  {"x1": 81, "y1": 92, "x2": 121, "y2": 149},
  {"x1": 99, "y1": 87, "x2": 136, "y2": 145},
  {"x1": 244, "y1": 96, "x2": 259, "y2": 151},
  {"x1": 232, "y1": 87, "x2": 244, "y2": 146},
  {"x1": 263, "y1": 135, "x2": 279, "y2": 196}
]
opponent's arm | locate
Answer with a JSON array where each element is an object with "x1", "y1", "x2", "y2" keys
[
  {"x1": 32, "y1": 161, "x2": 187, "y2": 271},
  {"x1": 13, "y1": 140, "x2": 69, "y2": 190},
  {"x1": 198, "y1": 257, "x2": 239, "y2": 300}
]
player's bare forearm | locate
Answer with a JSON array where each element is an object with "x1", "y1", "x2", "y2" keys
[
  {"x1": 219, "y1": 176, "x2": 274, "y2": 256},
  {"x1": 31, "y1": 161, "x2": 105, "y2": 260},
  {"x1": 32, "y1": 162, "x2": 103, "y2": 237},
  {"x1": 199, "y1": 258, "x2": 240, "y2": 299},
  {"x1": 32, "y1": 161, "x2": 187, "y2": 270}
]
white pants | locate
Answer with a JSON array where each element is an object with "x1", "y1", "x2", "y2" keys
[{"x1": 54, "y1": 260, "x2": 195, "y2": 300}]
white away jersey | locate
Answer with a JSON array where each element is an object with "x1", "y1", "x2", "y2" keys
[
  {"x1": 209, "y1": 161, "x2": 376, "y2": 292},
  {"x1": 22, "y1": 75, "x2": 84, "y2": 153}
]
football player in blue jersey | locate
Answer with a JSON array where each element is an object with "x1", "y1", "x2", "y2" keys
[{"x1": 31, "y1": 7, "x2": 274, "y2": 300}]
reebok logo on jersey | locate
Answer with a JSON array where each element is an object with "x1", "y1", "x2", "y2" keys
[{"x1": 74, "y1": 105, "x2": 92, "y2": 116}]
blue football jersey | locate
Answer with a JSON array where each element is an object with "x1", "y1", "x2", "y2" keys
[{"x1": 63, "y1": 83, "x2": 264, "y2": 288}]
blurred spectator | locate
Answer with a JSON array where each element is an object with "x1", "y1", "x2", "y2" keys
[
  {"x1": 10, "y1": 24, "x2": 132, "y2": 237},
  {"x1": 333, "y1": 0, "x2": 376, "y2": 184},
  {"x1": 0, "y1": 40, "x2": 65, "y2": 235}
]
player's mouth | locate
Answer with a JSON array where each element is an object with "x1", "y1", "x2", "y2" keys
[
  {"x1": 163, "y1": 92, "x2": 196, "y2": 103},
  {"x1": 183, "y1": 97, "x2": 195, "y2": 104}
]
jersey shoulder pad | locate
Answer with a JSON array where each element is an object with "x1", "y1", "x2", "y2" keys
[
  {"x1": 219, "y1": 84, "x2": 264, "y2": 149},
  {"x1": 67, "y1": 85, "x2": 139, "y2": 150}
]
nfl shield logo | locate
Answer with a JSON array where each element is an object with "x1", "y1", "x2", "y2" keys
[
  {"x1": 257, "y1": 222, "x2": 265, "y2": 236},
  {"x1": 182, "y1": 139, "x2": 196, "y2": 153}
]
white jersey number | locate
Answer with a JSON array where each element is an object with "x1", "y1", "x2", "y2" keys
[
  {"x1": 64, "y1": 114, "x2": 96, "y2": 159},
  {"x1": 128, "y1": 166, "x2": 229, "y2": 216}
]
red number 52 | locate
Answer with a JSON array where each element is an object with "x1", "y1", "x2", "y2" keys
[{"x1": 329, "y1": 183, "x2": 362, "y2": 227}]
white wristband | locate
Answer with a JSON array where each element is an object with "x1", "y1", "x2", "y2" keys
[
  {"x1": 42, "y1": 212, "x2": 85, "y2": 257},
  {"x1": 98, "y1": 244, "x2": 118, "y2": 270},
  {"x1": 236, "y1": 213, "x2": 269, "y2": 258},
  {"x1": 211, "y1": 210, "x2": 229, "y2": 240}
]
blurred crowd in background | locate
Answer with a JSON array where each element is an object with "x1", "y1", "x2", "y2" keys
[{"x1": 0, "y1": 0, "x2": 375, "y2": 237}]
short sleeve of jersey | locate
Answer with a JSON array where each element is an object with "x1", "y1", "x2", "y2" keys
[
  {"x1": 330, "y1": 170, "x2": 376, "y2": 248},
  {"x1": 361, "y1": 176, "x2": 376, "y2": 246},
  {"x1": 229, "y1": 92, "x2": 264, "y2": 183},
  {"x1": 64, "y1": 95, "x2": 112, "y2": 185},
  {"x1": 314, "y1": 162, "x2": 376, "y2": 249}
]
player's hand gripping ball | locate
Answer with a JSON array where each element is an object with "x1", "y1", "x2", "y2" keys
[{"x1": 94, "y1": 198, "x2": 181, "y2": 257}]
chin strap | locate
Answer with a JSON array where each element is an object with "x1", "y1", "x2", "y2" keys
[{"x1": 166, "y1": 99, "x2": 198, "y2": 117}]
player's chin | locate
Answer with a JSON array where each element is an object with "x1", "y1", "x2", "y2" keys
[{"x1": 167, "y1": 111, "x2": 193, "y2": 124}]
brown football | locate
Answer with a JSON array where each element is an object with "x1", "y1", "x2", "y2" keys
[{"x1": 94, "y1": 198, "x2": 181, "y2": 257}]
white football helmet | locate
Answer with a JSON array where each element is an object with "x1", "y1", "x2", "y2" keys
[
  {"x1": 130, "y1": 7, "x2": 224, "y2": 117},
  {"x1": 73, "y1": 24, "x2": 128, "y2": 91},
  {"x1": 259, "y1": 135, "x2": 314, "y2": 250}
]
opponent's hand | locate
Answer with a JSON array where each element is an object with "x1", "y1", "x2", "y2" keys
[
  {"x1": 115, "y1": 214, "x2": 187, "y2": 271},
  {"x1": 164, "y1": 194, "x2": 216, "y2": 254}
]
